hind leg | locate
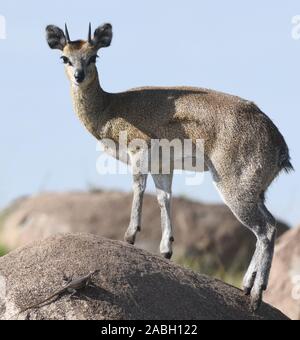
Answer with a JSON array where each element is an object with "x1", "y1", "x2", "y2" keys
[
  {"x1": 216, "y1": 184, "x2": 277, "y2": 311},
  {"x1": 243, "y1": 203, "x2": 277, "y2": 294},
  {"x1": 249, "y1": 204, "x2": 277, "y2": 310}
]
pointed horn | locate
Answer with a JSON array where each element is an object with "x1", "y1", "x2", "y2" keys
[
  {"x1": 88, "y1": 22, "x2": 92, "y2": 44},
  {"x1": 65, "y1": 23, "x2": 71, "y2": 43}
]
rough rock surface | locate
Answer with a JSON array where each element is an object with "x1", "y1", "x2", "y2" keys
[
  {"x1": 0, "y1": 192, "x2": 289, "y2": 271},
  {"x1": 265, "y1": 226, "x2": 300, "y2": 320},
  {"x1": 0, "y1": 234, "x2": 289, "y2": 320}
]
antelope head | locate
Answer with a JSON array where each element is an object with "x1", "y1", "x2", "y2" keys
[{"x1": 46, "y1": 23, "x2": 112, "y2": 87}]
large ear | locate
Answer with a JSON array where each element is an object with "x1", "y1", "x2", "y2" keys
[
  {"x1": 92, "y1": 23, "x2": 113, "y2": 49},
  {"x1": 46, "y1": 25, "x2": 67, "y2": 51}
]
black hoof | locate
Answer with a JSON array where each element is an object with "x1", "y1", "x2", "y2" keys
[
  {"x1": 250, "y1": 291, "x2": 263, "y2": 313},
  {"x1": 124, "y1": 234, "x2": 136, "y2": 245},
  {"x1": 244, "y1": 287, "x2": 252, "y2": 296},
  {"x1": 124, "y1": 227, "x2": 141, "y2": 245},
  {"x1": 162, "y1": 252, "x2": 173, "y2": 260},
  {"x1": 250, "y1": 299, "x2": 262, "y2": 313}
]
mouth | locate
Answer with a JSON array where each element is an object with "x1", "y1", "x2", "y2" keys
[
  {"x1": 73, "y1": 76, "x2": 85, "y2": 86},
  {"x1": 73, "y1": 80, "x2": 83, "y2": 86}
]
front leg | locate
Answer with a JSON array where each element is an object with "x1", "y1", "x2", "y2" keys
[
  {"x1": 152, "y1": 173, "x2": 174, "y2": 259},
  {"x1": 124, "y1": 173, "x2": 148, "y2": 245},
  {"x1": 67, "y1": 288, "x2": 79, "y2": 300}
]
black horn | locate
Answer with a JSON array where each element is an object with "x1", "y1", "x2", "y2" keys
[
  {"x1": 65, "y1": 23, "x2": 71, "y2": 43},
  {"x1": 88, "y1": 23, "x2": 92, "y2": 44}
]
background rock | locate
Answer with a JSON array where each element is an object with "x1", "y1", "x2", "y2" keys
[
  {"x1": 0, "y1": 191, "x2": 289, "y2": 280},
  {"x1": 265, "y1": 226, "x2": 300, "y2": 320},
  {"x1": 0, "y1": 233, "x2": 289, "y2": 320}
]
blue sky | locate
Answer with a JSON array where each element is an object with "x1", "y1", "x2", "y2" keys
[{"x1": 0, "y1": 1, "x2": 299, "y2": 226}]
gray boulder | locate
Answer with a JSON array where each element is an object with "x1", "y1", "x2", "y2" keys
[
  {"x1": 0, "y1": 233, "x2": 289, "y2": 320},
  {"x1": 265, "y1": 226, "x2": 300, "y2": 320}
]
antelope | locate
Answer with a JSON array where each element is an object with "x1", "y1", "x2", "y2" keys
[{"x1": 45, "y1": 23, "x2": 293, "y2": 310}]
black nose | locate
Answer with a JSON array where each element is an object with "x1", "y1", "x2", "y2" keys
[{"x1": 74, "y1": 70, "x2": 85, "y2": 83}]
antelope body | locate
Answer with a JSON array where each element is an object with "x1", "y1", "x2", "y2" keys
[{"x1": 46, "y1": 23, "x2": 293, "y2": 310}]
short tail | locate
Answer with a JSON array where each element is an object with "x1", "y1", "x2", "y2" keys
[
  {"x1": 279, "y1": 149, "x2": 294, "y2": 174},
  {"x1": 282, "y1": 159, "x2": 294, "y2": 174}
]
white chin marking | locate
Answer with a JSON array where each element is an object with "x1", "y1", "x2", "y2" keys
[{"x1": 72, "y1": 81, "x2": 80, "y2": 87}]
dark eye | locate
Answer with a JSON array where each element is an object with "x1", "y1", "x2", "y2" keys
[
  {"x1": 61, "y1": 56, "x2": 72, "y2": 66},
  {"x1": 88, "y1": 55, "x2": 98, "y2": 65}
]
